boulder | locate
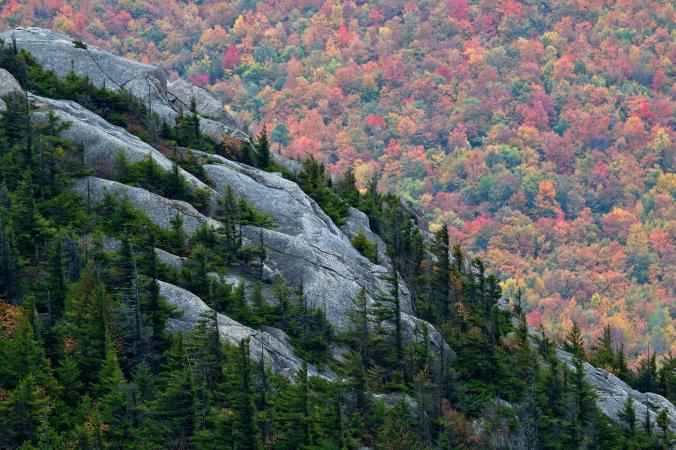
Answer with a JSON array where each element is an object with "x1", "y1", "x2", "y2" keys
[
  {"x1": 199, "y1": 116, "x2": 250, "y2": 143},
  {"x1": 556, "y1": 348, "x2": 676, "y2": 432},
  {"x1": 272, "y1": 152, "x2": 304, "y2": 176}
]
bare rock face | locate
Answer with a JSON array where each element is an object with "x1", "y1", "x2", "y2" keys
[
  {"x1": 27, "y1": 29, "x2": 454, "y2": 375},
  {"x1": 272, "y1": 152, "x2": 304, "y2": 176},
  {"x1": 0, "y1": 27, "x2": 247, "y2": 142},
  {"x1": 204, "y1": 161, "x2": 360, "y2": 258},
  {"x1": 72, "y1": 176, "x2": 220, "y2": 236},
  {"x1": 159, "y1": 280, "x2": 328, "y2": 380},
  {"x1": 167, "y1": 79, "x2": 240, "y2": 129},
  {"x1": 0, "y1": 68, "x2": 22, "y2": 110},
  {"x1": 341, "y1": 207, "x2": 389, "y2": 264},
  {"x1": 1, "y1": 27, "x2": 178, "y2": 124},
  {"x1": 198, "y1": 154, "x2": 452, "y2": 360},
  {"x1": 556, "y1": 348, "x2": 676, "y2": 432},
  {"x1": 199, "y1": 115, "x2": 250, "y2": 143},
  {"x1": 30, "y1": 95, "x2": 211, "y2": 193}
]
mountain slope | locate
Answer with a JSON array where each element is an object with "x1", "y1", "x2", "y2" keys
[
  {"x1": 4, "y1": 0, "x2": 672, "y2": 363},
  {"x1": 0, "y1": 27, "x2": 673, "y2": 449}
]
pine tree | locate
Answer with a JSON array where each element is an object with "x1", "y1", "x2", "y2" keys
[
  {"x1": 63, "y1": 263, "x2": 111, "y2": 386},
  {"x1": 232, "y1": 338, "x2": 259, "y2": 449},
  {"x1": 619, "y1": 395, "x2": 636, "y2": 435},
  {"x1": 432, "y1": 224, "x2": 451, "y2": 320},
  {"x1": 160, "y1": 368, "x2": 195, "y2": 447},
  {"x1": 168, "y1": 213, "x2": 187, "y2": 255},
  {"x1": 0, "y1": 374, "x2": 54, "y2": 448},
  {"x1": 564, "y1": 320, "x2": 585, "y2": 358},
  {"x1": 590, "y1": 325, "x2": 615, "y2": 372},
  {"x1": 255, "y1": 124, "x2": 271, "y2": 170}
]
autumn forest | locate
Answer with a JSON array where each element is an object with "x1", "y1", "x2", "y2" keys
[{"x1": 1, "y1": 0, "x2": 674, "y2": 364}]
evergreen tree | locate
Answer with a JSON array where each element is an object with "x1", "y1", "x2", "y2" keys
[
  {"x1": 373, "y1": 251, "x2": 404, "y2": 387},
  {"x1": 160, "y1": 368, "x2": 195, "y2": 448},
  {"x1": 93, "y1": 338, "x2": 133, "y2": 443},
  {"x1": 216, "y1": 186, "x2": 242, "y2": 259},
  {"x1": 590, "y1": 325, "x2": 615, "y2": 372},
  {"x1": 345, "y1": 287, "x2": 371, "y2": 362},
  {"x1": 374, "y1": 399, "x2": 421, "y2": 450},
  {"x1": 564, "y1": 320, "x2": 585, "y2": 358},
  {"x1": 351, "y1": 228, "x2": 378, "y2": 263},
  {"x1": 62, "y1": 263, "x2": 111, "y2": 386},
  {"x1": 255, "y1": 124, "x2": 271, "y2": 170},
  {"x1": 232, "y1": 339, "x2": 259, "y2": 449},
  {"x1": 619, "y1": 395, "x2": 636, "y2": 435},
  {"x1": 334, "y1": 169, "x2": 360, "y2": 207},
  {"x1": 432, "y1": 224, "x2": 451, "y2": 320},
  {"x1": 168, "y1": 213, "x2": 187, "y2": 255},
  {"x1": 0, "y1": 374, "x2": 54, "y2": 448},
  {"x1": 272, "y1": 362, "x2": 314, "y2": 449}
]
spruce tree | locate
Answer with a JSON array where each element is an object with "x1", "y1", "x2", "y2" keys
[
  {"x1": 334, "y1": 169, "x2": 360, "y2": 207},
  {"x1": 160, "y1": 368, "x2": 195, "y2": 447},
  {"x1": 63, "y1": 263, "x2": 111, "y2": 386},
  {"x1": 255, "y1": 124, "x2": 271, "y2": 170},
  {"x1": 373, "y1": 250, "x2": 404, "y2": 386},
  {"x1": 564, "y1": 320, "x2": 585, "y2": 358},
  {"x1": 232, "y1": 338, "x2": 259, "y2": 449},
  {"x1": 590, "y1": 325, "x2": 615, "y2": 372},
  {"x1": 168, "y1": 213, "x2": 187, "y2": 255},
  {"x1": 345, "y1": 287, "x2": 371, "y2": 362},
  {"x1": 619, "y1": 395, "x2": 636, "y2": 435},
  {"x1": 432, "y1": 224, "x2": 451, "y2": 320},
  {"x1": 0, "y1": 374, "x2": 55, "y2": 448}
]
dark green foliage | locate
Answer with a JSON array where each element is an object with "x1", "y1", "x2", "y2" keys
[
  {"x1": 161, "y1": 96, "x2": 217, "y2": 152},
  {"x1": 116, "y1": 153, "x2": 211, "y2": 213},
  {"x1": 351, "y1": 227, "x2": 378, "y2": 263},
  {"x1": 298, "y1": 156, "x2": 349, "y2": 225},
  {"x1": 0, "y1": 42, "x2": 670, "y2": 450},
  {"x1": 564, "y1": 320, "x2": 585, "y2": 358},
  {"x1": 255, "y1": 124, "x2": 271, "y2": 170},
  {"x1": 334, "y1": 169, "x2": 360, "y2": 207},
  {"x1": 0, "y1": 39, "x2": 151, "y2": 139}
]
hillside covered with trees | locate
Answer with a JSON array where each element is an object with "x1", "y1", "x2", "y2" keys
[
  {"x1": 0, "y1": 26, "x2": 674, "y2": 448},
  {"x1": 2, "y1": 0, "x2": 672, "y2": 364}
]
